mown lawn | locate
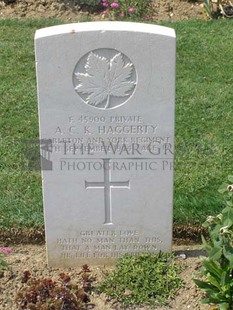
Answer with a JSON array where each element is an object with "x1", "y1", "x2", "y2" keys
[{"x1": 0, "y1": 19, "x2": 232, "y2": 229}]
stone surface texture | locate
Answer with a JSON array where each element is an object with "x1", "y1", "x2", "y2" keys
[{"x1": 35, "y1": 22, "x2": 176, "y2": 266}]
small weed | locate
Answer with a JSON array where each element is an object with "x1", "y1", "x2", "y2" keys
[
  {"x1": 97, "y1": 252, "x2": 182, "y2": 306},
  {"x1": 0, "y1": 247, "x2": 13, "y2": 273}
]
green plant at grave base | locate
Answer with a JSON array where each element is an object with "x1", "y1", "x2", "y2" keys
[
  {"x1": 100, "y1": 0, "x2": 154, "y2": 20},
  {"x1": 193, "y1": 175, "x2": 233, "y2": 310},
  {"x1": 0, "y1": 247, "x2": 13, "y2": 273},
  {"x1": 96, "y1": 252, "x2": 183, "y2": 306},
  {"x1": 15, "y1": 265, "x2": 93, "y2": 310}
]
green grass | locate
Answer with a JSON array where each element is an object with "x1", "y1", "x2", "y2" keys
[
  {"x1": 172, "y1": 20, "x2": 233, "y2": 223},
  {"x1": 97, "y1": 252, "x2": 182, "y2": 306},
  {"x1": 0, "y1": 19, "x2": 232, "y2": 229}
]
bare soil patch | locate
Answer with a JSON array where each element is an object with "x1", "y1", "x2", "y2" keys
[
  {"x1": 0, "y1": 244, "x2": 209, "y2": 310},
  {"x1": 0, "y1": 0, "x2": 205, "y2": 22}
]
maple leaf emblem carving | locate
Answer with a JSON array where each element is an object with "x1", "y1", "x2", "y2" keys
[{"x1": 74, "y1": 52, "x2": 136, "y2": 109}]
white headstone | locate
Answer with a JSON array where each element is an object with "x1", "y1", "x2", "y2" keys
[{"x1": 35, "y1": 22, "x2": 176, "y2": 266}]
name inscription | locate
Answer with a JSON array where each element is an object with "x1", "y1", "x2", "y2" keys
[{"x1": 50, "y1": 114, "x2": 174, "y2": 158}]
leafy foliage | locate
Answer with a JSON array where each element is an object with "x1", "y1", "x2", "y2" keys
[
  {"x1": 15, "y1": 265, "x2": 93, "y2": 310},
  {"x1": 193, "y1": 175, "x2": 233, "y2": 310},
  {"x1": 97, "y1": 252, "x2": 182, "y2": 306}
]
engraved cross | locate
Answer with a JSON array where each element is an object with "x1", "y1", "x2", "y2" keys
[{"x1": 85, "y1": 159, "x2": 130, "y2": 225}]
